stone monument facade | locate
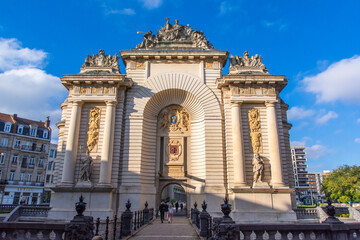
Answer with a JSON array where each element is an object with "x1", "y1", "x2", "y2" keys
[{"x1": 49, "y1": 19, "x2": 296, "y2": 223}]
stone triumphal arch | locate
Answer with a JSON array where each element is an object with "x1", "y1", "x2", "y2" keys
[{"x1": 49, "y1": 19, "x2": 296, "y2": 223}]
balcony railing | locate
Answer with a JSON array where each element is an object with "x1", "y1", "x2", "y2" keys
[
  {"x1": 20, "y1": 145, "x2": 45, "y2": 153},
  {"x1": 4, "y1": 180, "x2": 44, "y2": 186}
]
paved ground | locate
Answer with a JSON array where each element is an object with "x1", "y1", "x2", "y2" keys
[{"x1": 129, "y1": 216, "x2": 200, "y2": 240}]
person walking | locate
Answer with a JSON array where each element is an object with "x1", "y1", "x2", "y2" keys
[
  {"x1": 168, "y1": 203, "x2": 174, "y2": 223},
  {"x1": 180, "y1": 202, "x2": 183, "y2": 212},
  {"x1": 159, "y1": 202, "x2": 165, "y2": 223},
  {"x1": 175, "y1": 201, "x2": 179, "y2": 213},
  {"x1": 164, "y1": 202, "x2": 169, "y2": 221}
]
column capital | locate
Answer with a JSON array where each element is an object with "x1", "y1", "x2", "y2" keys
[
  {"x1": 265, "y1": 100, "x2": 278, "y2": 107},
  {"x1": 69, "y1": 100, "x2": 84, "y2": 106},
  {"x1": 105, "y1": 100, "x2": 118, "y2": 106},
  {"x1": 231, "y1": 101, "x2": 243, "y2": 107}
]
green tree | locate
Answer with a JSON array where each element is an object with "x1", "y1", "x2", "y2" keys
[{"x1": 321, "y1": 165, "x2": 360, "y2": 203}]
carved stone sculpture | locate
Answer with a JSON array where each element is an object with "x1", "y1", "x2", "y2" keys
[
  {"x1": 248, "y1": 108, "x2": 263, "y2": 153},
  {"x1": 252, "y1": 153, "x2": 264, "y2": 183},
  {"x1": 136, "y1": 18, "x2": 213, "y2": 49},
  {"x1": 87, "y1": 108, "x2": 100, "y2": 152},
  {"x1": 158, "y1": 106, "x2": 190, "y2": 133},
  {"x1": 229, "y1": 51, "x2": 268, "y2": 74},
  {"x1": 80, "y1": 49, "x2": 119, "y2": 73},
  {"x1": 80, "y1": 151, "x2": 92, "y2": 182},
  {"x1": 167, "y1": 139, "x2": 182, "y2": 162}
]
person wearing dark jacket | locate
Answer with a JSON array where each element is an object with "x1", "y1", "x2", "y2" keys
[
  {"x1": 175, "y1": 201, "x2": 179, "y2": 213},
  {"x1": 159, "y1": 202, "x2": 165, "y2": 223}
]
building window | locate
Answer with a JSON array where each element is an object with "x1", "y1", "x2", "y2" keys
[
  {"x1": 29, "y1": 157, "x2": 35, "y2": 168},
  {"x1": 49, "y1": 149, "x2": 54, "y2": 158},
  {"x1": 38, "y1": 158, "x2": 44, "y2": 167},
  {"x1": 46, "y1": 174, "x2": 51, "y2": 183},
  {"x1": 36, "y1": 174, "x2": 41, "y2": 182},
  {"x1": 12, "y1": 154, "x2": 18, "y2": 164},
  {"x1": 26, "y1": 172, "x2": 32, "y2": 182},
  {"x1": 40, "y1": 144, "x2": 46, "y2": 152},
  {"x1": 21, "y1": 156, "x2": 28, "y2": 168},
  {"x1": 52, "y1": 162, "x2": 55, "y2": 170},
  {"x1": 54, "y1": 150, "x2": 57, "y2": 158},
  {"x1": 47, "y1": 161, "x2": 53, "y2": 171},
  {"x1": 9, "y1": 171, "x2": 15, "y2": 181},
  {"x1": 20, "y1": 172, "x2": 25, "y2": 181},
  {"x1": 1, "y1": 138, "x2": 8, "y2": 147},
  {"x1": 4, "y1": 123, "x2": 11, "y2": 132},
  {"x1": 0, "y1": 153, "x2": 5, "y2": 164},
  {"x1": 30, "y1": 128, "x2": 37, "y2": 137},
  {"x1": 43, "y1": 130, "x2": 48, "y2": 139},
  {"x1": 17, "y1": 125, "x2": 23, "y2": 134},
  {"x1": 31, "y1": 143, "x2": 37, "y2": 151},
  {"x1": 0, "y1": 170, "x2": 2, "y2": 180},
  {"x1": 14, "y1": 139, "x2": 21, "y2": 148}
]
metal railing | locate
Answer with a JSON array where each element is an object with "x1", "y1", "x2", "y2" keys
[{"x1": 93, "y1": 202, "x2": 154, "y2": 240}]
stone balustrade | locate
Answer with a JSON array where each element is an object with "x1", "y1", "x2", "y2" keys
[
  {"x1": 0, "y1": 222, "x2": 66, "y2": 240},
  {"x1": 232, "y1": 223, "x2": 360, "y2": 240},
  {"x1": 4, "y1": 204, "x2": 51, "y2": 222},
  {"x1": 293, "y1": 208, "x2": 318, "y2": 220}
]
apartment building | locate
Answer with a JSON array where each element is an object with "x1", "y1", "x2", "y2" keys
[
  {"x1": 0, "y1": 113, "x2": 51, "y2": 204},
  {"x1": 306, "y1": 170, "x2": 330, "y2": 203},
  {"x1": 291, "y1": 146, "x2": 310, "y2": 201}
]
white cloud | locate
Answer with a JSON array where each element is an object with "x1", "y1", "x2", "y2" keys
[
  {"x1": 0, "y1": 38, "x2": 66, "y2": 142},
  {"x1": 262, "y1": 19, "x2": 287, "y2": 31},
  {"x1": 105, "y1": 8, "x2": 136, "y2": 15},
  {"x1": 357, "y1": 118, "x2": 360, "y2": 124},
  {"x1": 0, "y1": 38, "x2": 47, "y2": 71},
  {"x1": 290, "y1": 140, "x2": 306, "y2": 147},
  {"x1": 0, "y1": 68, "x2": 66, "y2": 121},
  {"x1": 302, "y1": 55, "x2": 360, "y2": 103},
  {"x1": 287, "y1": 106, "x2": 315, "y2": 121},
  {"x1": 316, "y1": 111, "x2": 338, "y2": 124},
  {"x1": 306, "y1": 144, "x2": 328, "y2": 159},
  {"x1": 219, "y1": 1, "x2": 234, "y2": 15},
  {"x1": 138, "y1": 0, "x2": 163, "y2": 9},
  {"x1": 355, "y1": 138, "x2": 360, "y2": 143}
]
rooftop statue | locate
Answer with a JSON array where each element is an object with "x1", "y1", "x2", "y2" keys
[
  {"x1": 229, "y1": 51, "x2": 268, "y2": 74},
  {"x1": 136, "y1": 18, "x2": 213, "y2": 49},
  {"x1": 80, "y1": 49, "x2": 120, "y2": 74}
]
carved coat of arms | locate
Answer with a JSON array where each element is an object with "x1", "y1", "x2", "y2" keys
[
  {"x1": 167, "y1": 139, "x2": 182, "y2": 162},
  {"x1": 159, "y1": 106, "x2": 190, "y2": 133}
]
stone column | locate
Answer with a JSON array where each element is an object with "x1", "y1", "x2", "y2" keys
[
  {"x1": 231, "y1": 102, "x2": 246, "y2": 187},
  {"x1": 61, "y1": 101, "x2": 83, "y2": 184},
  {"x1": 99, "y1": 100, "x2": 117, "y2": 185},
  {"x1": 265, "y1": 101, "x2": 285, "y2": 187}
]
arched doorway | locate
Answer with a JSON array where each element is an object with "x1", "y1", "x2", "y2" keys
[{"x1": 160, "y1": 183, "x2": 187, "y2": 216}]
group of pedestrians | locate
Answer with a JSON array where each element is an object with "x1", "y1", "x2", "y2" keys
[{"x1": 158, "y1": 201, "x2": 184, "y2": 223}]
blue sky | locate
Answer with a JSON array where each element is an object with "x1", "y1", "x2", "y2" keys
[{"x1": 0, "y1": 0, "x2": 359, "y2": 172}]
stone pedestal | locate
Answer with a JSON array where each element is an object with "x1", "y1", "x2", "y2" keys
[
  {"x1": 231, "y1": 190, "x2": 297, "y2": 223},
  {"x1": 48, "y1": 186, "x2": 115, "y2": 221}
]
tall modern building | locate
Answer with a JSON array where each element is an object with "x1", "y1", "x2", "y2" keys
[
  {"x1": 49, "y1": 19, "x2": 297, "y2": 223},
  {"x1": 0, "y1": 113, "x2": 51, "y2": 204},
  {"x1": 291, "y1": 146, "x2": 310, "y2": 201},
  {"x1": 306, "y1": 170, "x2": 330, "y2": 203}
]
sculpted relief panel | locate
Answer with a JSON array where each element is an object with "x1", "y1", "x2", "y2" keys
[
  {"x1": 230, "y1": 85, "x2": 276, "y2": 96},
  {"x1": 158, "y1": 105, "x2": 190, "y2": 178},
  {"x1": 248, "y1": 108, "x2": 263, "y2": 154},
  {"x1": 167, "y1": 139, "x2": 182, "y2": 163},
  {"x1": 158, "y1": 105, "x2": 190, "y2": 134},
  {"x1": 87, "y1": 108, "x2": 100, "y2": 152}
]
